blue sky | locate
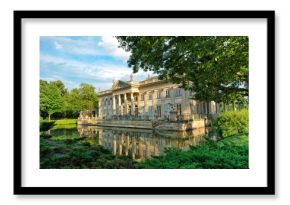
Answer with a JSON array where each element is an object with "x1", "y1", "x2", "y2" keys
[{"x1": 40, "y1": 36, "x2": 153, "y2": 91}]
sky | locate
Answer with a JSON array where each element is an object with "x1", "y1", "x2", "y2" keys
[{"x1": 40, "y1": 36, "x2": 154, "y2": 91}]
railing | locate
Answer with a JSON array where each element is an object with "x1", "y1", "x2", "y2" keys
[
  {"x1": 78, "y1": 113, "x2": 214, "y2": 122},
  {"x1": 139, "y1": 77, "x2": 161, "y2": 85}
]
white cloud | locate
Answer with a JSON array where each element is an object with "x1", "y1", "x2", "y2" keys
[
  {"x1": 42, "y1": 36, "x2": 102, "y2": 56},
  {"x1": 54, "y1": 41, "x2": 63, "y2": 50},
  {"x1": 40, "y1": 51, "x2": 153, "y2": 91},
  {"x1": 98, "y1": 36, "x2": 131, "y2": 61},
  {"x1": 40, "y1": 54, "x2": 132, "y2": 83}
]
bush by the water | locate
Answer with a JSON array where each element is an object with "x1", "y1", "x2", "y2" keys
[
  {"x1": 136, "y1": 134, "x2": 248, "y2": 169},
  {"x1": 214, "y1": 109, "x2": 248, "y2": 138},
  {"x1": 40, "y1": 121, "x2": 55, "y2": 131},
  {"x1": 40, "y1": 135, "x2": 135, "y2": 169}
]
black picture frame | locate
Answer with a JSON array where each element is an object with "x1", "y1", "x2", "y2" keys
[{"x1": 14, "y1": 10, "x2": 275, "y2": 195}]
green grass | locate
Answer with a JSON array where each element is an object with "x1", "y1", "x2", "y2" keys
[
  {"x1": 135, "y1": 134, "x2": 248, "y2": 169},
  {"x1": 53, "y1": 119, "x2": 77, "y2": 129},
  {"x1": 54, "y1": 119, "x2": 77, "y2": 125},
  {"x1": 40, "y1": 119, "x2": 77, "y2": 130}
]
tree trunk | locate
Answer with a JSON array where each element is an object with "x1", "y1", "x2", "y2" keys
[{"x1": 48, "y1": 114, "x2": 51, "y2": 121}]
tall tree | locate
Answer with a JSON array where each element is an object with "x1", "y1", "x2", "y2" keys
[
  {"x1": 116, "y1": 36, "x2": 248, "y2": 104},
  {"x1": 40, "y1": 80, "x2": 99, "y2": 119},
  {"x1": 63, "y1": 88, "x2": 82, "y2": 118},
  {"x1": 40, "y1": 80, "x2": 63, "y2": 121},
  {"x1": 78, "y1": 83, "x2": 99, "y2": 110},
  {"x1": 50, "y1": 80, "x2": 68, "y2": 97}
]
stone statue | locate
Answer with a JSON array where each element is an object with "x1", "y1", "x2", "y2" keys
[
  {"x1": 130, "y1": 73, "x2": 133, "y2": 81},
  {"x1": 147, "y1": 74, "x2": 151, "y2": 79}
]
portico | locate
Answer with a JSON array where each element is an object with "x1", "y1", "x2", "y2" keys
[{"x1": 112, "y1": 92, "x2": 139, "y2": 116}]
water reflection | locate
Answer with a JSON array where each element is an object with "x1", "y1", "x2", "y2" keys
[
  {"x1": 47, "y1": 126, "x2": 215, "y2": 161},
  {"x1": 75, "y1": 126, "x2": 212, "y2": 161}
]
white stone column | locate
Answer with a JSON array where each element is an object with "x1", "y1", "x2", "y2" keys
[
  {"x1": 113, "y1": 134, "x2": 116, "y2": 156},
  {"x1": 131, "y1": 92, "x2": 134, "y2": 115},
  {"x1": 112, "y1": 95, "x2": 116, "y2": 115},
  {"x1": 97, "y1": 101, "x2": 100, "y2": 118},
  {"x1": 143, "y1": 92, "x2": 146, "y2": 116},
  {"x1": 124, "y1": 93, "x2": 127, "y2": 115},
  {"x1": 151, "y1": 90, "x2": 155, "y2": 120},
  {"x1": 118, "y1": 94, "x2": 121, "y2": 115},
  {"x1": 137, "y1": 93, "x2": 140, "y2": 117},
  {"x1": 132, "y1": 137, "x2": 136, "y2": 160}
]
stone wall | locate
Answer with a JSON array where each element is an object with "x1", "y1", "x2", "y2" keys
[
  {"x1": 156, "y1": 119, "x2": 206, "y2": 131},
  {"x1": 78, "y1": 118, "x2": 208, "y2": 131},
  {"x1": 78, "y1": 119, "x2": 152, "y2": 129}
]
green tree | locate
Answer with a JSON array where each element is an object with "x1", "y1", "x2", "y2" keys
[
  {"x1": 78, "y1": 83, "x2": 99, "y2": 110},
  {"x1": 40, "y1": 80, "x2": 63, "y2": 121},
  {"x1": 64, "y1": 88, "x2": 82, "y2": 118},
  {"x1": 50, "y1": 80, "x2": 68, "y2": 97},
  {"x1": 40, "y1": 80, "x2": 99, "y2": 119},
  {"x1": 116, "y1": 36, "x2": 248, "y2": 104}
]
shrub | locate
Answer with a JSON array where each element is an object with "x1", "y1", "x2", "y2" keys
[
  {"x1": 40, "y1": 121, "x2": 55, "y2": 131},
  {"x1": 214, "y1": 109, "x2": 248, "y2": 138}
]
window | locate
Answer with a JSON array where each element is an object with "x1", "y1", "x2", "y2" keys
[
  {"x1": 165, "y1": 89, "x2": 170, "y2": 98},
  {"x1": 175, "y1": 88, "x2": 182, "y2": 97},
  {"x1": 157, "y1": 105, "x2": 161, "y2": 117},
  {"x1": 177, "y1": 104, "x2": 182, "y2": 115},
  {"x1": 148, "y1": 106, "x2": 153, "y2": 116},
  {"x1": 157, "y1": 90, "x2": 161, "y2": 99},
  {"x1": 148, "y1": 91, "x2": 153, "y2": 100},
  {"x1": 164, "y1": 103, "x2": 171, "y2": 113}
]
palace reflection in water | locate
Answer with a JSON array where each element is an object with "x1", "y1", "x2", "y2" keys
[{"x1": 75, "y1": 126, "x2": 213, "y2": 161}]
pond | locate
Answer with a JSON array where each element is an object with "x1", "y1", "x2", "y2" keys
[{"x1": 44, "y1": 125, "x2": 217, "y2": 162}]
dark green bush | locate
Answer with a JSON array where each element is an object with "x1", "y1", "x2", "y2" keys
[
  {"x1": 136, "y1": 135, "x2": 248, "y2": 169},
  {"x1": 214, "y1": 109, "x2": 248, "y2": 138},
  {"x1": 40, "y1": 121, "x2": 55, "y2": 131}
]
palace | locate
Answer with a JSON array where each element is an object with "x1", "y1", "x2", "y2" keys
[{"x1": 96, "y1": 74, "x2": 219, "y2": 121}]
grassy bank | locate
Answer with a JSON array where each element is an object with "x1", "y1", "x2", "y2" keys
[
  {"x1": 53, "y1": 119, "x2": 77, "y2": 125},
  {"x1": 40, "y1": 119, "x2": 77, "y2": 131},
  {"x1": 40, "y1": 121, "x2": 55, "y2": 131},
  {"x1": 40, "y1": 132, "x2": 248, "y2": 169},
  {"x1": 53, "y1": 119, "x2": 77, "y2": 129}
]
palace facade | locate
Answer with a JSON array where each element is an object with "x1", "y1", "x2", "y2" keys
[{"x1": 97, "y1": 75, "x2": 218, "y2": 120}]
